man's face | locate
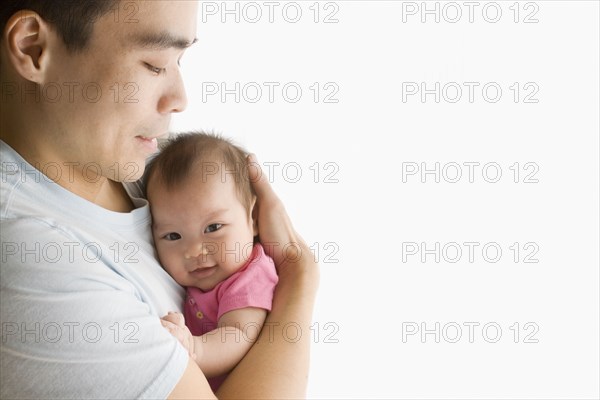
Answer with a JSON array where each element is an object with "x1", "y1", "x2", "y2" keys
[
  {"x1": 41, "y1": 1, "x2": 198, "y2": 181},
  {"x1": 149, "y1": 165, "x2": 257, "y2": 292}
]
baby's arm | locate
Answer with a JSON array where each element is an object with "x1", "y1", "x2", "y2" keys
[
  {"x1": 195, "y1": 307, "x2": 267, "y2": 378},
  {"x1": 161, "y1": 308, "x2": 268, "y2": 378}
]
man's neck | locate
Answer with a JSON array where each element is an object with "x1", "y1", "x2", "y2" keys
[
  {"x1": 2, "y1": 135, "x2": 135, "y2": 213},
  {"x1": 65, "y1": 177, "x2": 135, "y2": 213}
]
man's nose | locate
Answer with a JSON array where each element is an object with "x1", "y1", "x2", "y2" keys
[{"x1": 158, "y1": 68, "x2": 188, "y2": 114}]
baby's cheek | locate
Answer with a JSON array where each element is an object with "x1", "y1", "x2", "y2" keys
[
  {"x1": 163, "y1": 256, "x2": 187, "y2": 284},
  {"x1": 156, "y1": 245, "x2": 176, "y2": 271},
  {"x1": 238, "y1": 238, "x2": 257, "y2": 263},
  {"x1": 153, "y1": 241, "x2": 165, "y2": 260},
  {"x1": 160, "y1": 249, "x2": 177, "y2": 268}
]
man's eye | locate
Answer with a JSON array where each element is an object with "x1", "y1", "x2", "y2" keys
[
  {"x1": 144, "y1": 62, "x2": 165, "y2": 75},
  {"x1": 163, "y1": 232, "x2": 182, "y2": 241},
  {"x1": 204, "y1": 224, "x2": 223, "y2": 234}
]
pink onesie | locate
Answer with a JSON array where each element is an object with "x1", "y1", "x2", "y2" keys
[{"x1": 183, "y1": 242, "x2": 278, "y2": 390}]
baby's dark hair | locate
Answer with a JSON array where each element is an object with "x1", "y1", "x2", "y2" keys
[{"x1": 145, "y1": 132, "x2": 256, "y2": 215}]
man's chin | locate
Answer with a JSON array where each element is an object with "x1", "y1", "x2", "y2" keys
[{"x1": 111, "y1": 160, "x2": 145, "y2": 183}]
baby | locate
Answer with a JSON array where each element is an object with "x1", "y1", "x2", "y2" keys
[{"x1": 144, "y1": 132, "x2": 278, "y2": 391}]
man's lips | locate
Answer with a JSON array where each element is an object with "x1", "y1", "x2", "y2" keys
[
  {"x1": 137, "y1": 132, "x2": 168, "y2": 140},
  {"x1": 136, "y1": 134, "x2": 165, "y2": 141},
  {"x1": 136, "y1": 136, "x2": 158, "y2": 152}
]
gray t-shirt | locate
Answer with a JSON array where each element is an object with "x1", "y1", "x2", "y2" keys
[{"x1": 0, "y1": 141, "x2": 188, "y2": 399}]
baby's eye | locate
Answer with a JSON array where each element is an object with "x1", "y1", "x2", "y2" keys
[
  {"x1": 163, "y1": 232, "x2": 182, "y2": 241},
  {"x1": 204, "y1": 224, "x2": 223, "y2": 234}
]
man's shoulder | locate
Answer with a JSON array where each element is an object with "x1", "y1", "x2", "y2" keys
[
  {"x1": 1, "y1": 141, "x2": 65, "y2": 221},
  {"x1": 0, "y1": 214, "x2": 73, "y2": 239}
]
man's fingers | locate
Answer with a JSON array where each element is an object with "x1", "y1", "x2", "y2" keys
[
  {"x1": 246, "y1": 153, "x2": 261, "y2": 184},
  {"x1": 247, "y1": 153, "x2": 276, "y2": 199},
  {"x1": 246, "y1": 152, "x2": 314, "y2": 268}
]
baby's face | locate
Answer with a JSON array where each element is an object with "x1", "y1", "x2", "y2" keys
[{"x1": 148, "y1": 168, "x2": 257, "y2": 291}]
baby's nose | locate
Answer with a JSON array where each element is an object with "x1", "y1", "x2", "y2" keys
[{"x1": 184, "y1": 245, "x2": 209, "y2": 260}]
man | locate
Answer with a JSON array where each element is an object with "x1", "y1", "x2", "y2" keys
[{"x1": 0, "y1": 1, "x2": 319, "y2": 398}]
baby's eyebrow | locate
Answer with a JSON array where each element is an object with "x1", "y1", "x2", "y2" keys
[
  {"x1": 151, "y1": 220, "x2": 172, "y2": 231},
  {"x1": 204, "y1": 209, "x2": 229, "y2": 219}
]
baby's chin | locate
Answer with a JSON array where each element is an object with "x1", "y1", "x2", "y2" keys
[{"x1": 197, "y1": 281, "x2": 218, "y2": 292}]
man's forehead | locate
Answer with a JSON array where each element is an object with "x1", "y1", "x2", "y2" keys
[{"x1": 104, "y1": 0, "x2": 198, "y2": 50}]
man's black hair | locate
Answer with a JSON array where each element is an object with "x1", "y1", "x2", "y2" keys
[{"x1": 1, "y1": 0, "x2": 120, "y2": 52}]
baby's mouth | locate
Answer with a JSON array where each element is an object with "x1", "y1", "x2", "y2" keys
[{"x1": 190, "y1": 265, "x2": 218, "y2": 279}]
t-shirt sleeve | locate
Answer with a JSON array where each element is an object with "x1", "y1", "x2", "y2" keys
[
  {"x1": 216, "y1": 245, "x2": 279, "y2": 320},
  {"x1": 0, "y1": 218, "x2": 189, "y2": 399}
]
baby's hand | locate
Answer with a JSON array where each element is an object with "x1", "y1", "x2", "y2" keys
[{"x1": 161, "y1": 312, "x2": 197, "y2": 360}]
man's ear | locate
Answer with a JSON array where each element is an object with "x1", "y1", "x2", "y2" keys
[
  {"x1": 250, "y1": 197, "x2": 259, "y2": 236},
  {"x1": 3, "y1": 10, "x2": 54, "y2": 83}
]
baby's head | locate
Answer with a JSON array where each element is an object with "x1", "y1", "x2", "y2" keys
[{"x1": 145, "y1": 132, "x2": 257, "y2": 292}]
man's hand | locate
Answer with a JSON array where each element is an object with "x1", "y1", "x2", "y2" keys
[
  {"x1": 247, "y1": 154, "x2": 319, "y2": 287},
  {"x1": 161, "y1": 312, "x2": 198, "y2": 361}
]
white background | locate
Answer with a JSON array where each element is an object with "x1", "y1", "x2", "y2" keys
[{"x1": 171, "y1": 1, "x2": 599, "y2": 398}]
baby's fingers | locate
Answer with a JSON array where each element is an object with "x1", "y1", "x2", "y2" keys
[
  {"x1": 161, "y1": 320, "x2": 195, "y2": 358},
  {"x1": 161, "y1": 311, "x2": 185, "y2": 327},
  {"x1": 160, "y1": 320, "x2": 178, "y2": 336},
  {"x1": 161, "y1": 320, "x2": 185, "y2": 341}
]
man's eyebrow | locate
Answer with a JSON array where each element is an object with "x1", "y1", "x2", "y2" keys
[{"x1": 129, "y1": 32, "x2": 198, "y2": 50}]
